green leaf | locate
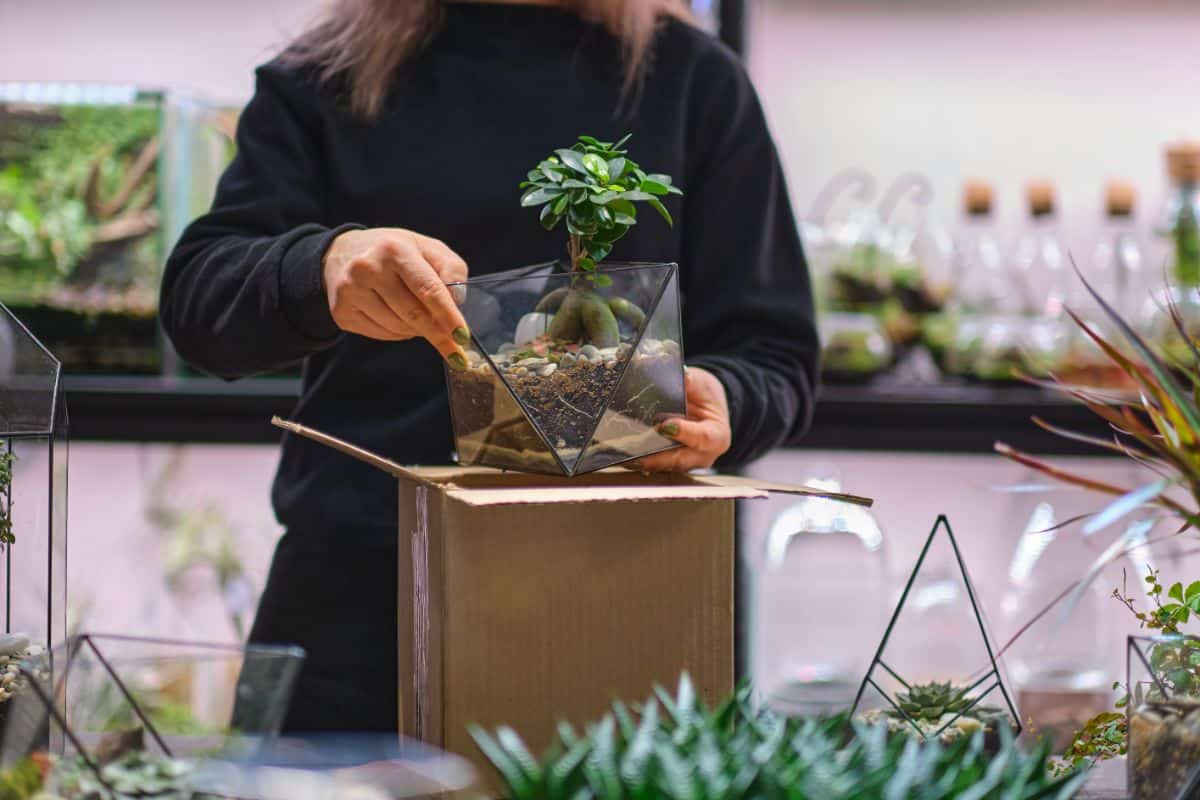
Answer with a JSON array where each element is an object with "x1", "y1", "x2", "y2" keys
[
  {"x1": 470, "y1": 726, "x2": 537, "y2": 796},
  {"x1": 613, "y1": 212, "x2": 636, "y2": 226},
  {"x1": 556, "y1": 148, "x2": 589, "y2": 174},
  {"x1": 552, "y1": 194, "x2": 569, "y2": 215},
  {"x1": 521, "y1": 187, "x2": 562, "y2": 207},
  {"x1": 640, "y1": 179, "x2": 672, "y2": 196},
  {"x1": 582, "y1": 153, "x2": 611, "y2": 182},
  {"x1": 612, "y1": 133, "x2": 633, "y2": 151},
  {"x1": 607, "y1": 157, "x2": 627, "y2": 180},
  {"x1": 539, "y1": 204, "x2": 561, "y2": 231},
  {"x1": 1186, "y1": 581, "x2": 1200, "y2": 602},
  {"x1": 1170, "y1": 582, "x2": 1186, "y2": 602},
  {"x1": 591, "y1": 273, "x2": 613, "y2": 288},
  {"x1": 617, "y1": 190, "x2": 656, "y2": 202},
  {"x1": 648, "y1": 197, "x2": 674, "y2": 226}
]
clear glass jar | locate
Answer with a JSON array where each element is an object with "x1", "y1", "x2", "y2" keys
[
  {"x1": 1000, "y1": 501, "x2": 1115, "y2": 750},
  {"x1": 1162, "y1": 142, "x2": 1200, "y2": 288},
  {"x1": 819, "y1": 312, "x2": 894, "y2": 381},
  {"x1": 1013, "y1": 181, "x2": 1072, "y2": 319},
  {"x1": 754, "y1": 472, "x2": 889, "y2": 716}
]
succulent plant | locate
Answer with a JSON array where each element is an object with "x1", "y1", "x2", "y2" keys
[
  {"x1": 894, "y1": 680, "x2": 973, "y2": 722},
  {"x1": 473, "y1": 675, "x2": 1087, "y2": 800}
]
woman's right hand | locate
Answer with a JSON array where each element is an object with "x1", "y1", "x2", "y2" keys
[{"x1": 323, "y1": 228, "x2": 471, "y2": 367}]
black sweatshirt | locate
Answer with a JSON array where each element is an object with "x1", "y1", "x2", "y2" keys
[{"x1": 161, "y1": 4, "x2": 818, "y2": 536}]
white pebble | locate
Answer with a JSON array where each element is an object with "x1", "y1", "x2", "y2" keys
[
  {"x1": 539, "y1": 364, "x2": 557, "y2": 377},
  {"x1": 514, "y1": 312, "x2": 553, "y2": 347},
  {"x1": 580, "y1": 345, "x2": 600, "y2": 359},
  {"x1": 559, "y1": 353, "x2": 577, "y2": 368},
  {"x1": 516, "y1": 357, "x2": 548, "y2": 368},
  {"x1": 661, "y1": 340, "x2": 681, "y2": 357}
]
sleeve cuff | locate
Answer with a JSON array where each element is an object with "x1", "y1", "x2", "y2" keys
[{"x1": 279, "y1": 223, "x2": 365, "y2": 342}]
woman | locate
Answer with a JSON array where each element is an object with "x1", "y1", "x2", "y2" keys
[{"x1": 161, "y1": 0, "x2": 818, "y2": 732}]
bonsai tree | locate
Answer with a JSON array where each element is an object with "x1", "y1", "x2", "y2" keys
[{"x1": 519, "y1": 134, "x2": 682, "y2": 348}]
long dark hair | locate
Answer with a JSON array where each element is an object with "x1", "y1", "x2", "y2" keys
[{"x1": 283, "y1": 0, "x2": 693, "y2": 119}]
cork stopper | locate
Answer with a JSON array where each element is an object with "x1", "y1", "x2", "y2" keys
[
  {"x1": 1026, "y1": 180, "x2": 1055, "y2": 217},
  {"x1": 963, "y1": 180, "x2": 993, "y2": 216},
  {"x1": 1167, "y1": 141, "x2": 1200, "y2": 183},
  {"x1": 1105, "y1": 180, "x2": 1136, "y2": 217}
]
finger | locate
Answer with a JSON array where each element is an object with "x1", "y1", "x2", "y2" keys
[
  {"x1": 658, "y1": 418, "x2": 729, "y2": 456},
  {"x1": 345, "y1": 310, "x2": 409, "y2": 342},
  {"x1": 351, "y1": 289, "x2": 415, "y2": 339},
  {"x1": 414, "y1": 234, "x2": 469, "y2": 284},
  {"x1": 381, "y1": 237, "x2": 470, "y2": 345},
  {"x1": 636, "y1": 447, "x2": 684, "y2": 473},
  {"x1": 370, "y1": 280, "x2": 466, "y2": 365}
]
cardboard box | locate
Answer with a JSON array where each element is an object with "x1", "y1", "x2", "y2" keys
[{"x1": 273, "y1": 418, "x2": 871, "y2": 785}]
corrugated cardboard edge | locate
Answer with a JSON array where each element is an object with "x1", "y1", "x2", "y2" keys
[{"x1": 272, "y1": 417, "x2": 874, "y2": 507}]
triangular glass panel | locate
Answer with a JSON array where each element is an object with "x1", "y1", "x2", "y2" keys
[
  {"x1": 446, "y1": 262, "x2": 684, "y2": 476},
  {"x1": 851, "y1": 515, "x2": 1020, "y2": 748}
]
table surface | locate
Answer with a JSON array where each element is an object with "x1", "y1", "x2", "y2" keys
[{"x1": 1079, "y1": 759, "x2": 1125, "y2": 799}]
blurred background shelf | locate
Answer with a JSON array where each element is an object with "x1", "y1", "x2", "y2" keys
[{"x1": 63, "y1": 375, "x2": 1108, "y2": 453}]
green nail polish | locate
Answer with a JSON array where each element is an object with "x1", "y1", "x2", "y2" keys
[
  {"x1": 660, "y1": 422, "x2": 679, "y2": 437},
  {"x1": 452, "y1": 326, "x2": 471, "y2": 347},
  {"x1": 447, "y1": 352, "x2": 467, "y2": 370}
]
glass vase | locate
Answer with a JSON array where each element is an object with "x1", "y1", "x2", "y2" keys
[{"x1": 444, "y1": 262, "x2": 685, "y2": 476}]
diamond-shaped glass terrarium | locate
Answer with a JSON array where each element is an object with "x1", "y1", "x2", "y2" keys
[
  {"x1": 0, "y1": 302, "x2": 67, "y2": 728},
  {"x1": 851, "y1": 515, "x2": 1020, "y2": 749},
  {"x1": 445, "y1": 261, "x2": 685, "y2": 476},
  {"x1": 1126, "y1": 634, "x2": 1200, "y2": 800},
  {"x1": 0, "y1": 634, "x2": 305, "y2": 797}
]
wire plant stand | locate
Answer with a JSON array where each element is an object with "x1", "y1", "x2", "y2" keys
[{"x1": 850, "y1": 515, "x2": 1021, "y2": 741}]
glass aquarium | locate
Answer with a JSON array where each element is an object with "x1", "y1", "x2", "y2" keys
[
  {"x1": 445, "y1": 261, "x2": 685, "y2": 476},
  {"x1": 0, "y1": 83, "x2": 237, "y2": 377},
  {"x1": 0, "y1": 300, "x2": 67, "y2": 731},
  {"x1": 851, "y1": 516, "x2": 1019, "y2": 751}
]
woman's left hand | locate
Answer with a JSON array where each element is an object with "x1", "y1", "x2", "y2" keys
[{"x1": 635, "y1": 366, "x2": 732, "y2": 473}]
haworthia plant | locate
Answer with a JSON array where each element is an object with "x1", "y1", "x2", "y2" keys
[{"x1": 472, "y1": 675, "x2": 1088, "y2": 800}]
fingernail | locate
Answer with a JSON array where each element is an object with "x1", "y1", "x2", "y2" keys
[
  {"x1": 659, "y1": 422, "x2": 679, "y2": 437},
  {"x1": 447, "y1": 352, "x2": 467, "y2": 371},
  {"x1": 452, "y1": 326, "x2": 471, "y2": 347}
]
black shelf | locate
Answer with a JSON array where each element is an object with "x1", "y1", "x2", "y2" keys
[{"x1": 62, "y1": 376, "x2": 1112, "y2": 454}]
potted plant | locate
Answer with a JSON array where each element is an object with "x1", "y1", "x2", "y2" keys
[{"x1": 445, "y1": 135, "x2": 687, "y2": 476}]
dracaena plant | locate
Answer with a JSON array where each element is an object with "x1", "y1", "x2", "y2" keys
[
  {"x1": 519, "y1": 134, "x2": 681, "y2": 347},
  {"x1": 996, "y1": 266, "x2": 1200, "y2": 546},
  {"x1": 472, "y1": 675, "x2": 1086, "y2": 800}
]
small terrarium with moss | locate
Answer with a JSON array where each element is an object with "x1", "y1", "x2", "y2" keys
[
  {"x1": 445, "y1": 135, "x2": 686, "y2": 476},
  {"x1": 1127, "y1": 634, "x2": 1200, "y2": 800},
  {"x1": 819, "y1": 312, "x2": 893, "y2": 381}
]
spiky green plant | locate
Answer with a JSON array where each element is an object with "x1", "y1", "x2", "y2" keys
[{"x1": 471, "y1": 675, "x2": 1087, "y2": 800}]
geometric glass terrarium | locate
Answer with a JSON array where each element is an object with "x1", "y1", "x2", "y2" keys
[
  {"x1": 0, "y1": 633, "x2": 304, "y2": 797},
  {"x1": 851, "y1": 515, "x2": 1020, "y2": 748},
  {"x1": 0, "y1": 302, "x2": 67, "y2": 669},
  {"x1": 445, "y1": 261, "x2": 685, "y2": 476},
  {"x1": 1126, "y1": 634, "x2": 1200, "y2": 800}
]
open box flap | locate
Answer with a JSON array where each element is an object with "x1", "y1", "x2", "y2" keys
[{"x1": 272, "y1": 417, "x2": 873, "y2": 507}]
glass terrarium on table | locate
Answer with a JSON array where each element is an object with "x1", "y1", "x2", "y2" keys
[
  {"x1": 754, "y1": 468, "x2": 889, "y2": 715},
  {"x1": 0, "y1": 302, "x2": 67, "y2": 738},
  {"x1": 1126, "y1": 634, "x2": 1200, "y2": 800},
  {"x1": 818, "y1": 312, "x2": 893, "y2": 382},
  {"x1": 851, "y1": 516, "x2": 1020, "y2": 751},
  {"x1": 446, "y1": 260, "x2": 684, "y2": 476},
  {"x1": 445, "y1": 133, "x2": 686, "y2": 477},
  {"x1": 0, "y1": 83, "x2": 164, "y2": 375},
  {"x1": 0, "y1": 634, "x2": 304, "y2": 797}
]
